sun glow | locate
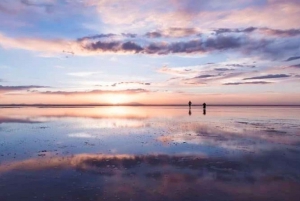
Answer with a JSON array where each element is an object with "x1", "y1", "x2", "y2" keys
[{"x1": 105, "y1": 94, "x2": 131, "y2": 105}]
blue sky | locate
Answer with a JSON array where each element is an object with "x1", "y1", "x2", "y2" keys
[{"x1": 0, "y1": 0, "x2": 300, "y2": 105}]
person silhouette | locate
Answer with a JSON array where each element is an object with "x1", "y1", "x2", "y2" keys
[
  {"x1": 188, "y1": 101, "x2": 192, "y2": 109},
  {"x1": 203, "y1": 102, "x2": 206, "y2": 115}
]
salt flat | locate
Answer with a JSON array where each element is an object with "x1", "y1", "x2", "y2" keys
[{"x1": 0, "y1": 106, "x2": 300, "y2": 201}]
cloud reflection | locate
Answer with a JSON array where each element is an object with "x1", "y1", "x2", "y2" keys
[{"x1": 0, "y1": 153, "x2": 300, "y2": 201}]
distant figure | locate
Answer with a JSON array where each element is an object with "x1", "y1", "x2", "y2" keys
[
  {"x1": 188, "y1": 101, "x2": 192, "y2": 109},
  {"x1": 203, "y1": 102, "x2": 206, "y2": 109},
  {"x1": 189, "y1": 108, "x2": 192, "y2": 116}
]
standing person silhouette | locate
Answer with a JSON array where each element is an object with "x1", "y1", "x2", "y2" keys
[
  {"x1": 203, "y1": 102, "x2": 206, "y2": 115},
  {"x1": 188, "y1": 101, "x2": 192, "y2": 109}
]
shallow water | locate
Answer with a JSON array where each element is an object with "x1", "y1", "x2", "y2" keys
[{"x1": 0, "y1": 106, "x2": 300, "y2": 201}]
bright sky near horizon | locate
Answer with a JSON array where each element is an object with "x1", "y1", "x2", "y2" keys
[{"x1": 0, "y1": 0, "x2": 300, "y2": 105}]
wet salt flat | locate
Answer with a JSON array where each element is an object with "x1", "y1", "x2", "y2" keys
[{"x1": 0, "y1": 106, "x2": 300, "y2": 201}]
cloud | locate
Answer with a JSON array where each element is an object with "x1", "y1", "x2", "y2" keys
[
  {"x1": 223, "y1": 81, "x2": 273, "y2": 85},
  {"x1": 243, "y1": 74, "x2": 290, "y2": 80},
  {"x1": 214, "y1": 27, "x2": 257, "y2": 35},
  {"x1": 145, "y1": 27, "x2": 201, "y2": 38},
  {"x1": 285, "y1": 56, "x2": 300, "y2": 61},
  {"x1": 0, "y1": 27, "x2": 299, "y2": 59},
  {"x1": 111, "y1": 82, "x2": 151, "y2": 87},
  {"x1": 77, "y1": 34, "x2": 117, "y2": 42},
  {"x1": 181, "y1": 74, "x2": 220, "y2": 85},
  {"x1": 225, "y1": 64, "x2": 256, "y2": 68},
  {"x1": 77, "y1": 33, "x2": 298, "y2": 59},
  {"x1": 260, "y1": 28, "x2": 300, "y2": 37},
  {"x1": 82, "y1": 35, "x2": 259, "y2": 55},
  {"x1": 77, "y1": 33, "x2": 136, "y2": 42},
  {"x1": 0, "y1": 85, "x2": 47, "y2": 93},
  {"x1": 208, "y1": 0, "x2": 300, "y2": 30},
  {"x1": 193, "y1": 74, "x2": 216, "y2": 79},
  {"x1": 158, "y1": 61, "x2": 257, "y2": 77},
  {"x1": 0, "y1": 32, "x2": 80, "y2": 55},
  {"x1": 88, "y1": 0, "x2": 300, "y2": 30},
  {"x1": 157, "y1": 66, "x2": 200, "y2": 76},
  {"x1": 1, "y1": 151, "x2": 300, "y2": 201},
  {"x1": 37, "y1": 88, "x2": 150, "y2": 95},
  {"x1": 85, "y1": 40, "x2": 144, "y2": 53},
  {"x1": 214, "y1": 68, "x2": 234, "y2": 71},
  {"x1": 214, "y1": 27, "x2": 300, "y2": 37},
  {"x1": 290, "y1": 64, "x2": 300, "y2": 68},
  {"x1": 157, "y1": 63, "x2": 260, "y2": 87}
]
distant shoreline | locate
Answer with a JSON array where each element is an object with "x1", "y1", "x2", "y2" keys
[{"x1": 1, "y1": 104, "x2": 300, "y2": 108}]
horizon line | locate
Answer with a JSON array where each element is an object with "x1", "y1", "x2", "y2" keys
[{"x1": 1, "y1": 104, "x2": 300, "y2": 107}]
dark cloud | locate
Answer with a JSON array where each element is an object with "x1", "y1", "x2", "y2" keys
[
  {"x1": 121, "y1": 41, "x2": 143, "y2": 52},
  {"x1": 290, "y1": 64, "x2": 300, "y2": 68},
  {"x1": 214, "y1": 27, "x2": 257, "y2": 34},
  {"x1": 38, "y1": 88, "x2": 150, "y2": 95},
  {"x1": 145, "y1": 28, "x2": 200, "y2": 38},
  {"x1": 83, "y1": 36, "x2": 250, "y2": 54},
  {"x1": 77, "y1": 33, "x2": 136, "y2": 42},
  {"x1": 145, "y1": 31, "x2": 162, "y2": 38},
  {"x1": 223, "y1": 81, "x2": 272, "y2": 85},
  {"x1": 214, "y1": 68, "x2": 234, "y2": 71},
  {"x1": 77, "y1": 30, "x2": 298, "y2": 59},
  {"x1": 285, "y1": 56, "x2": 300, "y2": 61},
  {"x1": 81, "y1": 28, "x2": 200, "y2": 44},
  {"x1": 215, "y1": 27, "x2": 300, "y2": 37},
  {"x1": 261, "y1": 28, "x2": 300, "y2": 37},
  {"x1": 85, "y1": 41, "x2": 122, "y2": 52},
  {"x1": 226, "y1": 64, "x2": 256, "y2": 68},
  {"x1": 77, "y1": 34, "x2": 116, "y2": 42},
  {"x1": 85, "y1": 41, "x2": 144, "y2": 53},
  {"x1": 243, "y1": 74, "x2": 290, "y2": 80},
  {"x1": 121, "y1": 33, "x2": 137, "y2": 38},
  {"x1": 205, "y1": 36, "x2": 243, "y2": 50},
  {"x1": 193, "y1": 74, "x2": 216, "y2": 79},
  {"x1": 0, "y1": 85, "x2": 47, "y2": 93}
]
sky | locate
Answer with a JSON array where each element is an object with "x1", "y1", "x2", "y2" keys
[{"x1": 0, "y1": 0, "x2": 300, "y2": 105}]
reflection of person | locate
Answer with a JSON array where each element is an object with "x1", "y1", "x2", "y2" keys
[
  {"x1": 189, "y1": 109, "x2": 192, "y2": 116},
  {"x1": 188, "y1": 101, "x2": 192, "y2": 109},
  {"x1": 203, "y1": 109, "x2": 206, "y2": 115}
]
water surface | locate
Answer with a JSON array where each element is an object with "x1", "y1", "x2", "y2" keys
[{"x1": 0, "y1": 106, "x2": 300, "y2": 201}]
